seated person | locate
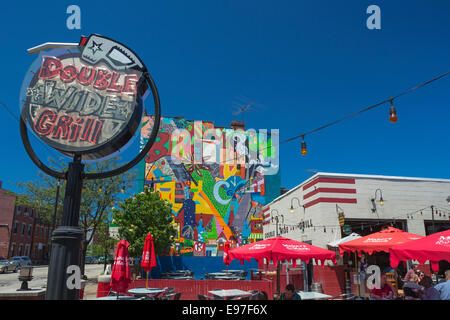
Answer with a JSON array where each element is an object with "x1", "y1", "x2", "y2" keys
[
  {"x1": 280, "y1": 284, "x2": 301, "y2": 300},
  {"x1": 434, "y1": 270, "x2": 450, "y2": 300},
  {"x1": 369, "y1": 273, "x2": 397, "y2": 300},
  {"x1": 403, "y1": 274, "x2": 424, "y2": 300},
  {"x1": 419, "y1": 275, "x2": 440, "y2": 300}
]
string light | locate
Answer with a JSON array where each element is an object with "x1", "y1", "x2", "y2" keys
[
  {"x1": 300, "y1": 136, "x2": 307, "y2": 156},
  {"x1": 255, "y1": 71, "x2": 450, "y2": 155},
  {"x1": 389, "y1": 99, "x2": 398, "y2": 123}
]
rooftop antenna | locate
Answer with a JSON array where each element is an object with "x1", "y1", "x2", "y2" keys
[{"x1": 232, "y1": 96, "x2": 267, "y2": 124}]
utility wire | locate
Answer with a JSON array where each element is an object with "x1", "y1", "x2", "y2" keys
[
  {"x1": 0, "y1": 101, "x2": 63, "y2": 160},
  {"x1": 267, "y1": 70, "x2": 450, "y2": 149}
]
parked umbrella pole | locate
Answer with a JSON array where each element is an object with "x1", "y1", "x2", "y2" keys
[
  {"x1": 146, "y1": 271, "x2": 149, "y2": 289},
  {"x1": 276, "y1": 261, "x2": 281, "y2": 295},
  {"x1": 354, "y1": 252, "x2": 360, "y2": 297}
]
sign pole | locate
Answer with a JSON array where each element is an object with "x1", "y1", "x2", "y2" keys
[{"x1": 46, "y1": 154, "x2": 84, "y2": 300}]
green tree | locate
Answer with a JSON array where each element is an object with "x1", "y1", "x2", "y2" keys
[
  {"x1": 112, "y1": 188, "x2": 176, "y2": 258},
  {"x1": 88, "y1": 220, "x2": 116, "y2": 272},
  {"x1": 15, "y1": 157, "x2": 135, "y2": 276},
  {"x1": 15, "y1": 158, "x2": 66, "y2": 226}
]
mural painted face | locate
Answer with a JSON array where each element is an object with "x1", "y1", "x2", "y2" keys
[{"x1": 140, "y1": 116, "x2": 280, "y2": 248}]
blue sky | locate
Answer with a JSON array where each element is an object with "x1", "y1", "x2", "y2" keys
[{"x1": 0, "y1": 0, "x2": 449, "y2": 194}]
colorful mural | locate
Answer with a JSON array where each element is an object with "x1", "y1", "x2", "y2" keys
[{"x1": 139, "y1": 116, "x2": 280, "y2": 251}]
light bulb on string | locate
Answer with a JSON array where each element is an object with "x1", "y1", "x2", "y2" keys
[
  {"x1": 300, "y1": 135, "x2": 307, "y2": 156},
  {"x1": 389, "y1": 99, "x2": 398, "y2": 123}
]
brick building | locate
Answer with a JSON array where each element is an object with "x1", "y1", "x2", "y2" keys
[
  {"x1": 0, "y1": 181, "x2": 55, "y2": 263},
  {"x1": 0, "y1": 181, "x2": 15, "y2": 259}
]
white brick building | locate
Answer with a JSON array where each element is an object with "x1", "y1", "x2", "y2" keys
[{"x1": 263, "y1": 172, "x2": 450, "y2": 250}]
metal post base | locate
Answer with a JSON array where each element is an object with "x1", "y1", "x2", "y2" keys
[{"x1": 45, "y1": 226, "x2": 84, "y2": 300}]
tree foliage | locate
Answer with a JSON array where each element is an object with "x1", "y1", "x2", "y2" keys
[
  {"x1": 15, "y1": 157, "x2": 136, "y2": 274},
  {"x1": 89, "y1": 220, "x2": 116, "y2": 271},
  {"x1": 112, "y1": 188, "x2": 177, "y2": 258}
]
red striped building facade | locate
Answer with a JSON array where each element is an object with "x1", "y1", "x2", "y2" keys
[{"x1": 262, "y1": 172, "x2": 450, "y2": 296}]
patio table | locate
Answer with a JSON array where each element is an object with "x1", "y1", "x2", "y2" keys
[
  {"x1": 214, "y1": 275, "x2": 240, "y2": 280},
  {"x1": 221, "y1": 270, "x2": 244, "y2": 274},
  {"x1": 128, "y1": 287, "x2": 166, "y2": 298},
  {"x1": 296, "y1": 291, "x2": 332, "y2": 300},
  {"x1": 208, "y1": 289, "x2": 252, "y2": 300},
  {"x1": 96, "y1": 295, "x2": 141, "y2": 300}
]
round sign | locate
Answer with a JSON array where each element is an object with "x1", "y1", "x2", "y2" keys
[
  {"x1": 20, "y1": 34, "x2": 148, "y2": 159},
  {"x1": 194, "y1": 242, "x2": 204, "y2": 252}
]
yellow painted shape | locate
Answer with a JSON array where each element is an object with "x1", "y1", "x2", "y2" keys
[{"x1": 199, "y1": 190, "x2": 233, "y2": 239}]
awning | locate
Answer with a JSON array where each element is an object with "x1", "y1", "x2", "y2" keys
[
  {"x1": 248, "y1": 233, "x2": 263, "y2": 240},
  {"x1": 327, "y1": 233, "x2": 361, "y2": 248}
]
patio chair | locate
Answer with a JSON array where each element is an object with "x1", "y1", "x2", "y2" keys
[
  {"x1": 249, "y1": 290, "x2": 260, "y2": 300},
  {"x1": 160, "y1": 292, "x2": 182, "y2": 300},
  {"x1": 107, "y1": 289, "x2": 130, "y2": 297},
  {"x1": 232, "y1": 296, "x2": 250, "y2": 300},
  {"x1": 239, "y1": 271, "x2": 248, "y2": 280},
  {"x1": 385, "y1": 272, "x2": 398, "y2": 290},
  {"x1": 328, "y1": 293, "x2": 356, "y2": 300},
  {"x1": 172, "y1": 292, "x2": 182, "y2": 300},
  {"x1": 198, "y1": 294, "x2": 215, "y2": 300}
]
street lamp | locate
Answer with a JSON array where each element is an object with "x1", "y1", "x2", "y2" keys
[
  {"x1": 52, "y1": 179, "x2": 61, "y2": 234},
  {"x1": 271, "y1": 209, "x2": 284, "y2": 236},
  {"x1": 371, "y1": 189, "x2": 385, "y2": 212},
  {"x1": 289, "y1": 197, "x2": 303, "y2": 213}
]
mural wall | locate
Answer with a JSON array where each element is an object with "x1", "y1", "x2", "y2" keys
[{"x1": 139, "y1": 116, "x2": 280, "y2": 254}]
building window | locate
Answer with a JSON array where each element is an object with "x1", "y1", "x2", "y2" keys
[
  {"x1": 24, "y1": 207, "x2": 28, "y2": 217},
  {"x1": 16, "y1": 206, "x2": 20, "y2": 215},
  {"x1": 21, "y1": 223, "x2": 26, "y2": 235},
  {"x1": 10, "y1": 243, "x2": 15, "y2": 256},
  {"x1": 35, "y1": 225, "x2": 39, "y2": 235},
  {"x1": 18, "y1": 244, "x2": 23, "y2": 256},
  {"x1": 13, "y1": 221, "x2": 18, "y2": 234},
  {"x1": 25, "y1": 244, "x2": 30, "y2": 256},
  {"x1": 41, "y1": 227, "x2": 44, "y2": 238},
  {"x1": 30, "y1": 209, "x2": 34, "y2": 218},
  {"x1": 28, "y1": 225, "x2": 32, "y2": 237}
]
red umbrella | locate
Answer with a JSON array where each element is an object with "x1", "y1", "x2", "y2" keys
[
  {"x1": 110, "y1": 240, "x2": 131, "y2": 294},
  {"x1": 223, "y1": 241, "x2": 232, "y2": 266},
  {"x1": 228, "y1": 236, "x2": 337, "y2": 266},
  {"x1": 228, "y1": 236, "x2": 336, "y2": 295},
  {"x1": 390, "y1": 229, "x2": 450, "y2": 272},
  {"x1": 338, "y1": 227, "x2": 424, "y2": 257},
  {"x1": 141, "y1": 233, "x2": 157, "y2": 288}
]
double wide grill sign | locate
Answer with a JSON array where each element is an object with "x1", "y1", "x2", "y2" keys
[{"x1": 21, "y1": 34, "x2": 147, "y2": 159}]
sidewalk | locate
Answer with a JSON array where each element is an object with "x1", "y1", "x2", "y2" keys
[{"x1": 83, "y1": 280, "x2": 99, "y2": 300}]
